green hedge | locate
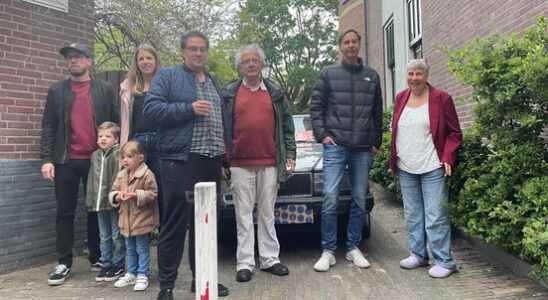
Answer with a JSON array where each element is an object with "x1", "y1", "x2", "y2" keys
[{"x1": 370, "y1": 18, "x2": 548, "y2": 279}]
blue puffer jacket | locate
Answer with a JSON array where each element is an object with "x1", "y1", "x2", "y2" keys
[{"x1": 144, "y1": 64, "x2": 221, "y2": 161}]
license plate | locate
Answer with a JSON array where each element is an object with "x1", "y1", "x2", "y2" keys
[{"x1": 274, "y1": 204, "x2": 314, "y2": 224}]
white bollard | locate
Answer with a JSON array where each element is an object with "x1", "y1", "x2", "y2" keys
[{"x1": 194, "y1": 182, "x2": 218, "y2": 300}]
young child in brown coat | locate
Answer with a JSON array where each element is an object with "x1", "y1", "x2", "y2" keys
[{"x1": 108, "y1": 140, "x2": 158, "y2": 291}]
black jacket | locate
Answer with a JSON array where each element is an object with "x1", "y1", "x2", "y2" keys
[
  {"x1": 310, "y1": 58, "x2": 383, "y2": 149},
  {"x1": 40, "y1": 78, "x2": 118, "y2": 164}
]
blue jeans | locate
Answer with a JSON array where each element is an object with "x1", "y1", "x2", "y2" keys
[
  {"x1": 321, "y1": 144, "x2": 373, "y2": 252},
  {"x1": 125, "y1": 234, "x2": 150, "y2": 276},
  {"x1": 398, "y1": 167, "x2": 455, "y2": 269},
  {"x1": 97, "y1": 209, "x2": 125, "y2": 268}
]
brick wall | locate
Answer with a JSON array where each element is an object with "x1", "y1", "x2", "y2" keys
[
  {"x1": 363, "y1": 0, "x2": 385, "y2": 107},
  {"x1": 0, "y1": 0, "x2": 95, "y2": 159},
  {"x1": 0, "y1": 0, "x2": 95, "y2": 273},
  {"x1": 422, "y1": 0, "x2": 548, "y2": 128}
]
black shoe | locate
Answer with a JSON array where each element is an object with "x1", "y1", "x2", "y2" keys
[
  {"x1": 191, "y1": 279, "x2": 230, "y2": 297},
  {"x1": 90, "y1": 261, "x2": 104, "y2": 272},
  {"x1": 262, "y1": 263, "x2": 289, "y2": 276},
  {"x1": 157, "y1": 288, "x2": 174, "y2": 300},
  {"x1": 104, "y1": 265, "x2": 124, "y2": 282},
  {"x1": 48, "y1": 264, "x2": 71, "y2": 286},
  {"x1": 236, "y1": 269, "x2": 252, "y2": 282},
  {"x1": 95, "y1": 266, "x2": 109, "y2": 282}
]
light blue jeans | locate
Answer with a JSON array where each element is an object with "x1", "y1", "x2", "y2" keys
[
  {"x1": 321, "y1": 144, "x2": 373, "y2": 252},
  {"x1": 97, "y1": 209, "x2": 125, "y2": 268},
  {"x1": 125, "y1": 234, "x2": 150, "y2": 276},
  {"x1": 398, "y1": 167, "x2": 456, "y2": 269}
]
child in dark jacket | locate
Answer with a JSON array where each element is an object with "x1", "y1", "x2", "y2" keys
[
  {"x1": 109, "y1": 140, "x2": 158, "y2": 291},
  {"x1": 86, "y1": 122, "x2": 126, "y2": 282}
]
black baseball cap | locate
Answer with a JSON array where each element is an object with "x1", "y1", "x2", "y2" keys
[{"x1": 59, "y1": 43, "x2": 92, "y2": 58}]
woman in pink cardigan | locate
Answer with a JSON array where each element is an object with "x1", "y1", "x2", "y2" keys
[
  {"x1": 119, "y1": 44, "x2": 163, "y2": 217},
  {"x1": 389, "y1": 59, "x2": 462, "y2": 278}
]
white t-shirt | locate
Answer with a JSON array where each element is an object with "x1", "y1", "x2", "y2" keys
[{"x1": 396, "y1": 102, "x2": 441, "y2": 174}]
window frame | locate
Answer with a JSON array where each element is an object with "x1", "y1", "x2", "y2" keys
[{"x1": 22, "y1": 0, "x2": 68, "y2": 13}]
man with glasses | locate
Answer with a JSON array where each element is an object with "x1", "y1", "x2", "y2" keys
[
  {"x1": 221, "y1": 44, "x2": 296, "y2": 283},
  {"x1": 41, "y1": 43, "x2": 118, "y2": 286},
  {"x1": 144, "y1": 31, "x2": 229, "y2": 300}
]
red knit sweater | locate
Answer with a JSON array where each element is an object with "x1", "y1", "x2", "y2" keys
[{"x1": 231, "y1": 84, "x2": 276, "y2": 167}]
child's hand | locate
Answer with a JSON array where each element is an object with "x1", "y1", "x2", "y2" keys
[
  {"x1": 116, "y1": 192, "x2": 124, "y2": 202},
  {"x1": 124, "y1": 192, "x2": 137, "y2": 201}
]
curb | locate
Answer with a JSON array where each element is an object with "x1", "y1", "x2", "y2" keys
[{"x1": 454, "y1": 228, "x2": 548, "y2": 289}]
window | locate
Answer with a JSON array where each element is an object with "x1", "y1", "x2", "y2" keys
[
  {"x1": 22, "y1": 0, "x2": 68, "y2": 13},
  {"x1": 407, "y1": 0, "x2": 422, "y2": 59},
  {"x1": 384, "y1": 18, "x2": 396, "y2": 103}
]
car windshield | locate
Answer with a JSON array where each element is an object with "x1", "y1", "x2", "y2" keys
[{"x1": 294, "y1": 115, "x2": 314, "y2": 143}]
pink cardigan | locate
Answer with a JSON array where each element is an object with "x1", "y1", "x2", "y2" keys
[{"x1": 119, "y1": 79, "x2": 132, "y2": 145}]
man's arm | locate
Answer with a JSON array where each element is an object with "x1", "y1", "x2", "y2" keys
[
  {"x1": 143, "y1": 68, "x2": 195, "y2": 126},
  {"x1": 281, "y1": 92, "x2": 296, "y2": 160},
  {"x1": 372, "y1": 72, "x2": 384, "y2": 149},
  {"x1": 310, "y1": 68, "x2": 329, "y2": 143}
]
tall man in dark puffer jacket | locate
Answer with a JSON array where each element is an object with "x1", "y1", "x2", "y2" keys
[{"x1": 310, "y1": 29, "x2": 383, "y2": 272}]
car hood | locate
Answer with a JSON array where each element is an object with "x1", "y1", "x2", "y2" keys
[{"x1": 294, "y1": 142, "x2": 323, "y2": 172}]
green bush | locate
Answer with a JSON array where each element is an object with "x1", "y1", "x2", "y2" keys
[
  {"x1": 445, "y1": 17, "x2": 548, "y2": 279},
  {"x1": 370, "y1": 111, "x2": 401, "y2": 199}
]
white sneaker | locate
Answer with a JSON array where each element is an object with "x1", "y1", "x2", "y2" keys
[
  {"x1": 313, "y1": 251, "x2": 336, "y2": 272},
  {"x1": 133, "y1": 274, "x2": 149, "y2": 291},
  {"x1": 114, "y1": 273, "x2": 136, "y2": 288},
  {"x1": 400, "y1": 254, "x2": 428, "y2": 269},
  {"x1": 345, "y1": 248, "x2": 370, "y2": 268},
  {"x1": 428, "y1": 265, "x2": 456, "y2": 278}
]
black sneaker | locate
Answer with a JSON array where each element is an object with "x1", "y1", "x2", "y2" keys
[
  {"x1": 104, "y1": 265, "x2": 124, "y2": 282},
  {"x1": 95, "y1": 266, "x2": 110, "y2": 282},
  {"x1": 90, "y1": 261, "x2": 104, "y2": 272},
  {"x1": 48, "y1": 264, "x2": 71, "y2": 286},
  {"x1": 157, "y1": 288, "x2": 174, "y2": 300}
]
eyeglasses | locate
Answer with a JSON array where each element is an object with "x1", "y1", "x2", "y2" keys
[
  {"x1": 185, "y1": 46, "x2": 208, "y2": 53},
  {"x1": 241, "y1": 58, "x2": 261, "y2": 65}
]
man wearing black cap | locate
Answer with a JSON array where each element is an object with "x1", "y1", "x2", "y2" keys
[{"x1": 40, "y1": 43, "x2": 118, "y2": 286}]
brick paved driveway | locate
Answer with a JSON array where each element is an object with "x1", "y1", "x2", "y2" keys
[{"x1": 0, "y1": 186, "x2": 546, "y2": 300}]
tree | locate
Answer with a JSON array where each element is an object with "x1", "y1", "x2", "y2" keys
[
  {"x1": 236, "y1": 0, "x2": 339, "y2": 113},
  {"x1": 94, "y1": 0, "x2": 239, "y2": 84}
]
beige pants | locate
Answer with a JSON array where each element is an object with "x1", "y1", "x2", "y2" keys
[{"x1": 230, "y1": 166, "x2": 280, "y2": 271}]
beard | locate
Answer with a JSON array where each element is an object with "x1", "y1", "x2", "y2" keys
[{"x1": 69, "y1": 66, "x2": 88, "y2": 77}]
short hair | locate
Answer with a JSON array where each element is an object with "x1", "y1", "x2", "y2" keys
[
  {"x1": 98, "y1": 121, "x2": 120, "y2": 139},
  {"x1": 338, "y1": 29, "x2": 361, "y2": 45},
  {"x1": 180, "y1": 31, "x2": 209, "y2": 49},
  {"x1": 121, "y1": 140, "x2": 145, "y2": 157},
  {"x1": 234, "y1": 44, "x2": 266, "y2": 69},
  {"x1": 406, "y1": 59, "x2": 429, "y2": 76}
]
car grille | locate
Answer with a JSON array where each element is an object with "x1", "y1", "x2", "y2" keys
[{"x1": 278, "y1": 173, "x2": 312, "y2": 196}]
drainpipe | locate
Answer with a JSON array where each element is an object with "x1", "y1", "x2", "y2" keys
[{"x1": 363, "y1": 0, "x2": 369, "y2": 65}]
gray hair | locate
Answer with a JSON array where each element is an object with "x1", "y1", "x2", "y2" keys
[
  {"x1": 235, "y1": 44, "x2": 266, "y2": 69},
  {"x1": 406, "y1": 59, "x2": 429, "y2": 75}
]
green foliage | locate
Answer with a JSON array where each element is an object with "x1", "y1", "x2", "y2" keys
[
  {"x1": 369, "y1": 111, "x2": 401, "y2": 199},
  {"x1": 445, "y1": 17, "x2": 548, "y2": 279},
  {"x1": 236, "y1": 0, "x2": 339, "y2": 113}
]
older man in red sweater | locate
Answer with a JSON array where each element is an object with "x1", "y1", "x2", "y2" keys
[{"x1": 221, "y1": 44, "x2": 296, "y2": 283}]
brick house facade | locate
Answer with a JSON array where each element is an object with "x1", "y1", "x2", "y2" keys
[
  {"x1": 0, "y1": 0, "x2": 95, "y2": 273},
  {"x1": 339, "y1": 0, "x2": 548, "y2": 129}
]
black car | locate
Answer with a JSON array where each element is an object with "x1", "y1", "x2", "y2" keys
[{"x1": 219, "y1": 114, "x2": 372, "y2": 242}]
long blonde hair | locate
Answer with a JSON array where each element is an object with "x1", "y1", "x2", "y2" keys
[{"x1": 126, "y1": 44, "x2": 161, "y2": 96}]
